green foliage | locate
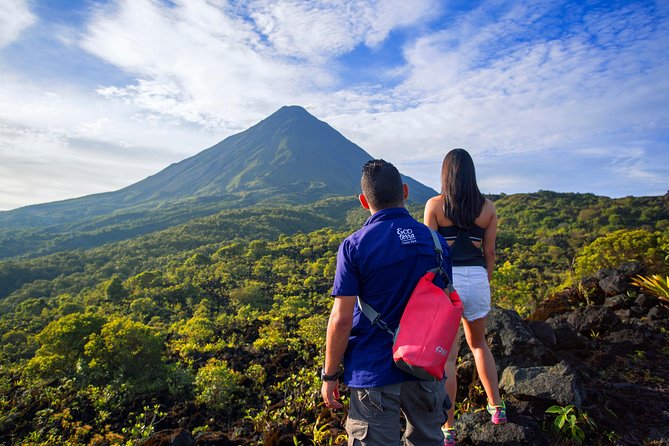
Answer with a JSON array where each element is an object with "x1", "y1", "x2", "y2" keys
[
  {"x1": 85, "y1": 316, "x2": 165, "y2": 392},
  {"x1": 631, "y1": 274, "x2": 669, "y2": 302},
  {"x1": 195, "y1": 359, "x2": 243, "y2": 415},
  {"x1": 27, "y1": 312, "x2": 105, "y2": 379},
  {"x1": 103, "y1": 276, "x2": 128, "y2": 301},
  {"x1": 121, "y1": 404, "x2": 166, "y2": 445},
  {"x1": 0, "y1": 191, "x2": 666, "y2": 443},
  {"x1": 572, "y1": 229, "x2": 669, "y2": 279},
  {"x1": 545, "y1": 405, "x2": 597, "y2": 444},
  {"x1": 229, "y1": 281, "x2": 271, "y2": 309},
  {"x1": 491, "y1": 260, "x2": 541, "y2": 316}
]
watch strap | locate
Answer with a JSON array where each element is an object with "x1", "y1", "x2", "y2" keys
[{"x1": 320, "y1": 368, "x2": 341, "y2": 381}]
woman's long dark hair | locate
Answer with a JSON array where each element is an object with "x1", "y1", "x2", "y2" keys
[{"x1": 441, "y1": 148, "x2": 485, "y2": 229}]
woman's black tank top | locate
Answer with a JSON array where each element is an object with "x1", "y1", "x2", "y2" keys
[{"x1": 437, "y1": 225, "x2": 487, "y2": 268}]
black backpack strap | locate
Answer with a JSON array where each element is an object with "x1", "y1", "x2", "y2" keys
[{"x1": 357, "y1": 297, "x2": 394, "y2": 336}]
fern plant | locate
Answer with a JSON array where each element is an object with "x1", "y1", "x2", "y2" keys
[{"x1": 630, "y1": 274, "x2": 669, "y2": 302}]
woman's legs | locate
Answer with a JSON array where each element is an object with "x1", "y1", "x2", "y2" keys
[
  {"x1": 462, "y1": 317, "x2": 502, "y2": 407},
  {"x1": 444, "y1": 334, "x2": 459, "y2": 429}
]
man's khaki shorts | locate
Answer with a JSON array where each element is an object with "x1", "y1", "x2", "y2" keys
[{"x1": 346, "y1": 379, "x2": 449, "y2": 446}]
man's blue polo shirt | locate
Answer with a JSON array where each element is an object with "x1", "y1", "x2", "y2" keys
[{"x1": 331, "y1": 207, "x2": 452, "y2": 388}]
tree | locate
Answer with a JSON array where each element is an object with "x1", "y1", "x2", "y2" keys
[
  {"x1": 27, "y1": 312, "x2": 106, "y2": 378},
  {"x1": 85, "y1": 316, "x2": 164, "y2": 392},
  {"x1": 103, "y1": 276, "x2": 128, "y2": 301}
]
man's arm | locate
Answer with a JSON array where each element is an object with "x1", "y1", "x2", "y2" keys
[{"x1": 321, "y1": 295, "x2": 356, "y2": 409}]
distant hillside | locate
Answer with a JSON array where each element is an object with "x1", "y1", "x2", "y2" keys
[
  {"x1": 1, "y1": 190, "x2": 666, "y2": 306},
  {"x1": 0, "y1": 106, "x2": 435, "y2": 260}
]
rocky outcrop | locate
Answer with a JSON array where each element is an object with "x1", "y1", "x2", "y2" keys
[{"x1": 447, "y1": 262, "x2": 668, "y2": 445}]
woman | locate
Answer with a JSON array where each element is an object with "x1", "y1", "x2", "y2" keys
[{"x1": 424, "y1": 149, "x2": 506, "y2": 445}]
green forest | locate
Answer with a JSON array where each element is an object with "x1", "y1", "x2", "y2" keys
[{"x1": 1, "y1": 191, "x2": 668, "y2": 445}]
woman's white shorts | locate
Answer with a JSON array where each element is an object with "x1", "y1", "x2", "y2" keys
[{"x1": 452, "y1": 265, "x2": 490, "y2": 321}]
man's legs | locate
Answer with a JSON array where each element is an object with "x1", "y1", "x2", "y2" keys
[
  {"x1": 346, "y1": 384, "x2": 402, "y2": 446},
  {"x1": 401, "y1": 380, "x2": 448, "y2": 446}
]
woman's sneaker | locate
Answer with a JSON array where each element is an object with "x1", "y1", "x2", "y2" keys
[
  {"x1": 486, "y1": 401, "x2": 507, "y2": 424},
  {"x1": 443, "y1": 427, "x2": 456, "y2": 446}
]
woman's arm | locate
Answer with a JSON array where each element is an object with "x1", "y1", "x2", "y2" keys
[{"x1": 482, "y1": 200, "x2": 497, "y2": 282}]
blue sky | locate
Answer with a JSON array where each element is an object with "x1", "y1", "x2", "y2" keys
[{"x1": 0, "y1": 0, "x2": 667, "y2": 210}]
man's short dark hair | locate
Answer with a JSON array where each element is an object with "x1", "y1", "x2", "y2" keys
[{"x1": 361, "y1": 159, "x2": 404, "y2": 209}]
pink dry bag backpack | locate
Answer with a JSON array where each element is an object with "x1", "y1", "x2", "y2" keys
[{"x1": 358, "y1": 228, "x2": 463, "y2": 381}]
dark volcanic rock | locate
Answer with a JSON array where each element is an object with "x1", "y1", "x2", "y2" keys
[
  {"x1": 454, "y1": 411, "x2": 547, "y2": 446},
  {"x1": 617, "y1": 261, "x2": 645, "y2": 277},
  {"x1": 603, "y1": 294, "x2": 629, "y2": 310},
  {"x1": 527, "y1": 320, "x2": 556, "y2": 347},
  {"x1": 140, "y1": 429, "x2": 195, "y2": 446},
  {"x1": 599, "y1": 273, "x2": 630, "y2": 296},
  {"x1": 565, "y1": 305, "x2": 619, "y2": 335},
  {"x1": 486, "y1": 307, "x2": 556, "y2": 368},
  {"x1": 499, "y1": 361, "x2": 585, "y2": 408},
  {"x1": 544, "y1": 318, "x2": 587, "y2": 350}
]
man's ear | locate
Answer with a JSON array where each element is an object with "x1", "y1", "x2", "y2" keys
[
  {"x1": 359, "y1": 193, "x2": 371, "y2": 209},
  {"x1": 402, "y1": 184, "x2": 409, "y2": 201}
]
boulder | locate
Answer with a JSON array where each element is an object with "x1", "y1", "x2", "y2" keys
[
  {"x1": 499, "y1": 361, "x2": 585, "y2": 409},
  {"x1": 617, "y1": 261, "x2": 645, "y2": 277},
  {"x1": 599, "y1": 273, "x2": 630, "y2": 296},
  {"x1": 603, "y1": 294, "x2": 628, "y2": 310},
  {"x1": 486, "y1": 307, "x2": 555, "y2": 368},
  {"x1": 527, "y1": 320, "x2": 556, "y2": 347},
  {"x1": 577, "y1": 276, "x2": 606, "y2": 304},
  {"x1": 528, "y1": 289, "x2": 576, "y2": 320},
  {"x1": 544, "y1": 318, "x2": 587, "y2": 350},
  {"x1": 454, "y1": 411, "x2": 547, "y2": 446},
  {"x1": 565, "y1": 305, "x2": 619, "y2": 335},
  {"x1": 594, "y1": 268, "x2": 616, "y2": 280},
  {"x1": 647, "y1": 305, "x2": 668, "y2": 323}
]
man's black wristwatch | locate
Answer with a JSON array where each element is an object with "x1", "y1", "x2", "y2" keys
[{"x1": 320, "y1": 368, "x2": 341, "y2": 381}]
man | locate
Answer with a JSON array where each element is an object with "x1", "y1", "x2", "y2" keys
[{"x1": 321, "y1": 159, "x2": 452, "y2": 445}]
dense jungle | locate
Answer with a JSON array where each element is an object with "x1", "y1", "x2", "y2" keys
[{"x1": 1, "y1": 190, "x2": 668, "y2": 445}]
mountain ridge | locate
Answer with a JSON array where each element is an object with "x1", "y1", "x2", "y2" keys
[
  {"x1": 0, "y1": 106, "x2": 434, "y2": 226},
  {"x1": 0, "y1": 106, "x2": 437, "y2": 259}
]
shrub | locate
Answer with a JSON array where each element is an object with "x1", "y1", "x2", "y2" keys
[{"x1": 195, "y1": 359, "x2": 242, "y2": 414}]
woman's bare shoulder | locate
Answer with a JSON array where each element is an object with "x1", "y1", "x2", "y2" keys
[
  {"x1": 484, "y1": 197, "x2": 497, "y2": 213},
  {"x1": 475, "y1": 198, "x2": 497, "y2": 227},
  {"x1": 426, "y1": 195, "x2": 443, "y2": 208}
]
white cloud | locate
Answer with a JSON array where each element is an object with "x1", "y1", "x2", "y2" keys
[
  {"x1": 248, "y1": 0, "x2": 438, "y2": 58},
  {"x1": 79, "y1": 0, "x2": 319, "y2": 128},
  {"x1": 0, "y1": 0, "x2": 668, "y2": 209},
  {"x1": 326, "y1": 0, "x2": 669, "y2": 196},
  {"x1": 0, "y1": 0, "x2": 36, "y2": 47},
  {"x1": 79, "y1": 0, "x2": 440, "y2": 129},
  {"x1": 0, "y1": 70, "x2": 218, "y2": 210}
]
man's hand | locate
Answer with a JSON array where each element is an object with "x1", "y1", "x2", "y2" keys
[{"x1": 321, "y1": 379, "x2": 343, "y2": 409}]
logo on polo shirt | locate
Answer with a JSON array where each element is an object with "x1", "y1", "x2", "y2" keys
[{"x1": 397, "y1": 228, "x2": 417, "y2": 245}]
